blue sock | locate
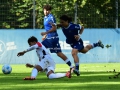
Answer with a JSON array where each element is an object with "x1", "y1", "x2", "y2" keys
[
  {"x1": 92, "y1": 43, "x2": 99, "y2": 48},
  {"x1": 67, "y1": 61, "x2": 72, "y2": 67},
  {"x1": 65, "y1": 59, "x2": 72, "y2": 67},
  {"x1": 75, "y1": 63, "x2": 79, "y2": 70}
]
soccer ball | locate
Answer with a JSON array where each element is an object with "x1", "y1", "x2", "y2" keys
[{"x1": 2, "y1": 64, "x2": 12, "y2": 74}]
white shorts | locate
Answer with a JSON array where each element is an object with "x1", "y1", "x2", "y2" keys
[{"x1": 38, "y1": 55, "x2": 55, "y2": 74}]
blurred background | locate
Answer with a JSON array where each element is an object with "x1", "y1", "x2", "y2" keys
[
  {"x1": 0, "y1": 0, "x2": 120, "y2": 64},
  {"x1": 0, "y1": 0, "x2": 119, "y2": 29}
]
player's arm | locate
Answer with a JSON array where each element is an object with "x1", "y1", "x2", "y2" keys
[
  {"x1": 79, "y1": 25, "x2": 84, "y2": 35},
  {"x1": 41, "y1": 23, "x2": 57, "y2": 36},
  {"x1": 17, "y1": 44, "x2": 39, "y2": 57},
  {"x1": 26, "y1": 63, "x2": 34, "y2": 68},
  {"x1": 46, "y1": 22, "x2": 57, "y2": 33},
  {"x1": 17, "y1": 49, "x2": 28, "y2": 56},
  {"x1": 74, "y1": 25, "x2": 84, "y2": 41},
  {"x1": 56, "y1": 23, "x2": 62, "y2": 28}
]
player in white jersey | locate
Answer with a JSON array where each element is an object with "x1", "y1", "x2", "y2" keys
[{"x1": 17, "y1": 36, "x2": 71, "y2": 80}]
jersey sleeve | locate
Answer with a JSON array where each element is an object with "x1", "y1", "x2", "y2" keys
[
  {"x1": 50, "y1": 16, "x2": 56, "y2": 25},
  {"x1": 36, "y1": 42, "x2": 42, "y2": 47},
  {"x1": 75, "y1": 24, "x2": 82, "y2": 30},
  {"x1": 26, "y1": 42, "x2": 42, "y2": 52},
  {"x1": 78, "y1": 24, "x2": 82, "y2": 29}
]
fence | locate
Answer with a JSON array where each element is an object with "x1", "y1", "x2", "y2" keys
[{"x1": 0, "y1": 0, "x2": 119, "y2": 29}]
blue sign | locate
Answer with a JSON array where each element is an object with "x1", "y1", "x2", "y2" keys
[{"x1": 0, "y1": 29, "x2": 120, "y2": 64}]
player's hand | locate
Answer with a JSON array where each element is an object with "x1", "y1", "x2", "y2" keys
[
  {"x1": 42, "y1": 34, "x2": 47, "y2": 41},
  {"x1": 74, "y1": 35, "x2": 80, "y2": 41},
  {"x1": 41, "y1": 32, "x2": 47, "y2": 36},
  {"x1": 17, "y1": 52, "x2": 25, "y2": 57},
  {"x1": 49, "y1": 22, "x2": 55, "y2": 26},
  {"x1": 26, "y1": 63, "x2": 34, "y2": 68},
  {"x1": 57, "y1": 23, "x2": 62, "y2": 27}
]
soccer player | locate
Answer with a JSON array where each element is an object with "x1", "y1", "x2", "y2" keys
[
  {"x1": 58, "y1": 15, "x2": 104, "y2": 76},
  {"x1": 17, "y1": 36, "x2": 71, "y2": 80},
  {"x1": 40, "y1": 5, "x2": 74, "y2": 71}
]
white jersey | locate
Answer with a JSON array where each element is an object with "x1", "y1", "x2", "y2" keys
[{"x1": 26, "y1": 42, "x2": 50, "y2": 61}]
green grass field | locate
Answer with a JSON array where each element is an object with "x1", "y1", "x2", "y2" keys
[{"x1": 0, "y1": 63, "x2": 120, "y2": 90}]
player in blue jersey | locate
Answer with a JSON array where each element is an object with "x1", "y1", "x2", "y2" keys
[
  {"x1": 59, "y1": 15, "x2": 104, "y2": 76},
  {"x1": 40, "y1": 5, "x2": 73, "y2": 73}
]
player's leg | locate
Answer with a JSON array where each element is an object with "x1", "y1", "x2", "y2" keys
[
  {"x1": 57, "y1": 52, "x2": 74, "y2": 77},
  {"x1": 71, "y1": 49, "x2": 80, "y2": 76},
  {"x1": 44, "y1": 55, "x2": 65, "y2": 79},
  {"x1": 44, "y1": 55, "x2": 66, "y2": 79},
  {"x1": 90, "y1": 40, "x2": 104, "y2": 49},
  {"x1": 52, "y1": 38, "x2": 73, "y2": 68},
  {"x1": 24, "y1": 56, "x2": 52, "y2": 80},
  {"x1": 94, "y1": 40, "x2": 104, "y2": 48},
  {"x1": 80, "y1": 44, "x2": 93, "y2": 53},
  {"x1": 24, "y1": 65, "x2": 43, "y2": 80},
  {"x1": 47, "y1": 69, "x2": 71, "y2": 79},
  {"x1": 45, "y1": 55, "x2": 71, "y2": 79},
  {"x1": 80, "y1": 40, "x2": 104, "y2": 53},
  {"x1": 47, "y1": 70, "x2": 65, "y2": 79},
  {"x1": 31, "y1": 65, "x2": 43, "y2": 78},
  {"x1": 43, "y1": 37, "x2": 73, "y2": 68},
  {"x1": 57, "y1": 52, "x2": 73, "y2": 68},
  {"x1": 70, "y1": 39, "x2": 84, "y2": 76},
  {"x1": 42, "y1": 38, "x2": 73, "y2": 72}
]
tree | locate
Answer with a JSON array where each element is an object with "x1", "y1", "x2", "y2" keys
[
  {"x1": 0, "y1": 0, "x2": 33, "y2": 29},
  {"x1": 0, "y1": 0, "x2": 118, "y2": 29}
]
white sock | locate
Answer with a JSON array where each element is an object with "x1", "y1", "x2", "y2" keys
[
  {"x1": 65, "y1": 59, "x2": 73, "y2": 68},
  {"x1": 92, "y1": 44, "x2": 94, "y2": 48},
  {"x1": 48, "y1": 73, "x2": 66, "y2": 79},
  {"x1": 31, "y1": 68, "x2": 38, "y2": 78},
  {"x1": 65, "y1": 59, "x2": 69, "y2": 63}
]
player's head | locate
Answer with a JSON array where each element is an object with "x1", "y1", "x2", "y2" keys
[
  {"x1": 28, "y1": 36, "x2": 38, "y2": 46},
  {"x1": 59, "y1": 15, "x2": 72, "y2": 27},
  {"x1": 43, "y1": 4, "x2": 52, "y2": 16}
]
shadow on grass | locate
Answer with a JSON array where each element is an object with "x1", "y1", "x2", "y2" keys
[{"x1": 0, "y1": 71, "x2": 120, "y2": 90}]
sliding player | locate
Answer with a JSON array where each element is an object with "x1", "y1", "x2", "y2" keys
[{"x1": 17, "y1": 36, "x2": 71, "y2": 80}]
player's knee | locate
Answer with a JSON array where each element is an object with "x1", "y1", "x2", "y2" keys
[
  {"x1": 72, "y1": 51, "x2": 77, "y2": 56},
  {"x1": 86, "y1": 45, "x2": 92, "y2": 49},
  {"x1": 81, "y1": 45, "x2": 92, "y2": 54},
  {"x1": 34, "y1": 65, "x2": 42, "y2": 72},
  {"x1": 48, "y1": 73, "x2": 55, "y2": 79},
  {"x1": 80, "y1": 48, "x2": 88, "y2": 54}
]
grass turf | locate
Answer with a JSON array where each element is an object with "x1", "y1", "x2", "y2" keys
[{"x1": 0, "y1": 63, "x2": 120, "y2": 90}]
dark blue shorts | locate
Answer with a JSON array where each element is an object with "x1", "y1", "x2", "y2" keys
[
  {"x1": 42, "y1": 37, "x2": 62, "y2": 53},
  {"x1": 70, "y1": 38, "x2": 84, "y2": 51}
]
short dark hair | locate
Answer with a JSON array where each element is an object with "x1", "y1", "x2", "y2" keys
[
  {"x1": 28, "y1": 36, "x2": 38, "y2": 44},
  {"x1": 60, "y1": 15, "x2": 72, "y2": 23},
  {"x1": 43, "y1": 4, "x2": 52, "y2": 10}
]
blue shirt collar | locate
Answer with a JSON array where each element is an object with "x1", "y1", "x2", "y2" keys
[
  {"x1": 44, "y1": 13, "x2": 52, "y2": 18},
  {"x1": 64, "y1": 23, "x2": 71, "y2": 29}
]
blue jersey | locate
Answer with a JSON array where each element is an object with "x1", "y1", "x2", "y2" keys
[
  {"x1": 44, "y1": 14, "x2": 58, "y2": 38},
  {"x1": 61, "y1": 23, "x2": 82, "y2": 44}
]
